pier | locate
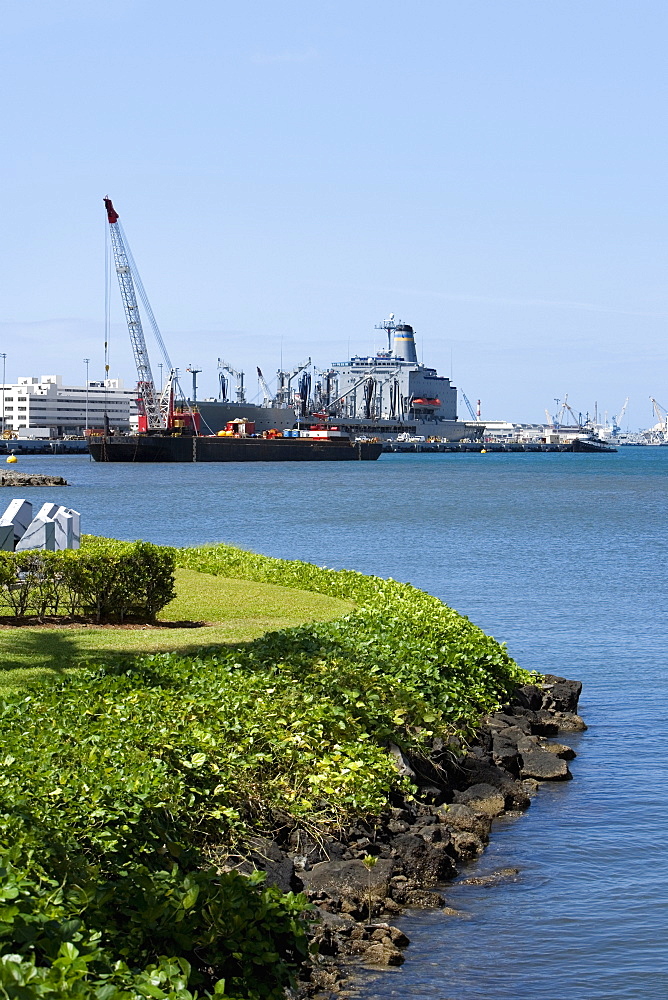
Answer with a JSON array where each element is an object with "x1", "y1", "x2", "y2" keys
[{"x1": 382, "y1": 440, "x2": 616, "y2": 454}]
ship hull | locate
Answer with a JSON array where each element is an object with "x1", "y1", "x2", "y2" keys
[
  {"x1": 88, "y1": 435, "x2": 383, "y2": 462},
  {"x1": 567, "y1": 437, "x2": 616, "y2": 453}
]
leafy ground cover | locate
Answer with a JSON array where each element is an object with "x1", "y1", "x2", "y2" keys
[
  {"x1": 0, "y1": 568, "x2": 352, "y2": 691},
  {"x1": 0, "y1": 541, "x2": 534, "y2": 998}
]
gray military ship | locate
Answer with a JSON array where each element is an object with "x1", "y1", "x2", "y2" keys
[{"x1": 194, "y1": 318, "x2": 481, "y2": 442}]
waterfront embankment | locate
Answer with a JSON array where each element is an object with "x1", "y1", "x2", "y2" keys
[
  {"x1": 271, "y1": 673, "x2": 585, "y2": 997},
  {"x1": 0, "y1": 539, "x2": 568, "y2": 999}
]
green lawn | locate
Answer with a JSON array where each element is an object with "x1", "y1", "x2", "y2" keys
[{"x1": 0, "y1": 567, "x2": 353, "y2": 691}]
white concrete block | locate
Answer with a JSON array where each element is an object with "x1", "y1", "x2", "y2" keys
[
  {"x1": 0, "y1": 499, "x2": 33, "y2": 544},
  {"x1": 53, "y1": 510, "x2": 74, "y2": 550},
  {"x1": 15, "y1": 517, "x2": 56, "y2": 552},
  {"x1": 60, "y1": 507, "x2": 80, "y2": 549},
  {"x1": 0, "y1": 524, "x2": 14, "y2": 551},
  {"x1": 36, "y1": 503, "x2": 60, "y2": 522}
]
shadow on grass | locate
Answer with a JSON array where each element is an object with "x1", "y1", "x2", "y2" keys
[
  {"x1": 0, "y1": 628, "x2": 257, "y2": 693},
  {"x1": 0, "y1": 628, "x2": 78, "y2": 674},
  {"x1": 80, "y1": 640, "x2": 259, "y2": 690}
]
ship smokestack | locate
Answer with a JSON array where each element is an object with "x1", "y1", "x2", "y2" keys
[{"x1": 393, "y1": 323, "x2": 418, "y2": 363}]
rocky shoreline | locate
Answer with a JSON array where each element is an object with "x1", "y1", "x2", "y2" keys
[
  {"x1": 0, "y1": 472, "x2": 68, "y2": 487},
  {"x1": 228, "y1": 674, "x2": 584, "y2": 997}
]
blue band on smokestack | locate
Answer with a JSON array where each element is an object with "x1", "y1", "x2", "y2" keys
[{"x1": 393, "y1": 324, "x2": 418, "y2": 363}]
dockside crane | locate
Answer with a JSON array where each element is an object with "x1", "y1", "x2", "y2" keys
[
  {"x1": 256, "y1": 367, "x2": 274, "y2": 407},
  {"x1": 103, "y1": 197, "x2": 201, "y2": 434},
  {"x1": 103, "y1": 196, "x2": 191, "y2": 432},
  {"x1": 650, "y1": 397, "x2": 667, "y2": 424},
  {"x1": 562, "y1": 398, "x2": 583, "y2": 428},
  {"x1": 460, "y1": 390, "x2": 480, "y2": 422},
  {"x1": 612, "y1": 397, "x2": 629, "y2": 436},
  {"x1": 104, "y1": 197, "x2": 164, "y2": 429},
  {"x1": 218, "y1": 360, "x2": 246, "y2": 403},
  {"x1": 649, "y1": 397, "x2": 668, "y2": 440},
  {"x1": 549, "y1": 394, "x2": 579, "y2": 428}
]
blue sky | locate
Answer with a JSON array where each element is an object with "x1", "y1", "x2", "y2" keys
[{"x1": 2, "y1": 0, "x2": 666, "y2": 427}]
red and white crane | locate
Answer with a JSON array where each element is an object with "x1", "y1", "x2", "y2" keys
[{"x1": 103, "y1": 197, "x2": 188, "y2": 432}]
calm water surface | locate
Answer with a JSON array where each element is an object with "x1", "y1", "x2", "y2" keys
[{"x1": 11, "y1": 448, "x2": 668, "y2": 999}]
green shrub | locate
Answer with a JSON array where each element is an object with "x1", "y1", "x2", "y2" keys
[{"x1": 0, "y1": 541, "x2": 176, "y2": 623}]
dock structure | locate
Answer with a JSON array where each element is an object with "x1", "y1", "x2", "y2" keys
[
  {"x1": 0, "y1": 439, "x2": 87, "y2": 455},
  {"x1": 382, "y1": 440, "x2": 616, "y2": 454}
]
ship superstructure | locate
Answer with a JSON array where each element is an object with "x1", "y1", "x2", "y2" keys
[
  {"x1": 323, "y1": 320, "x2": 457, "y2": 425},
  {"x1": 191, "y1": 318, "x2": 480, "y2": 442}
]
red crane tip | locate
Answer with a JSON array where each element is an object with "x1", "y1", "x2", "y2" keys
[{"x1": 103, "y1": 197, "x2": 119, "y2": 224}]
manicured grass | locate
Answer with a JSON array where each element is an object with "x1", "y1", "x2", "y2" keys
[{"x1": 0, "y1": 567, "x2": 353, "y2": 690}]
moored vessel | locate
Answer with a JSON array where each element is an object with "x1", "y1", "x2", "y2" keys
[{"x1": 88, "y1": 431, "x2": 382, "y2": 463}]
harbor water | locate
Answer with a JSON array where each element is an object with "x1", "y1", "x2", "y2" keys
[{"x1": 9, "y1": 448, "x2": 668, "y2": 1000}]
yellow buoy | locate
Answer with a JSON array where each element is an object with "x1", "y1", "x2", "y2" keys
[
  {"x1": 480, "y1": 448, "x2": 487, "y2": 454},
  {"x1": 6, "y1": 454, "x2": 17, "y2": 464}
]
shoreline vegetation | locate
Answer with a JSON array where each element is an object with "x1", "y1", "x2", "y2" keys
[{"x1": 0, "y1": 540, "x2": 584, "y2": 999}]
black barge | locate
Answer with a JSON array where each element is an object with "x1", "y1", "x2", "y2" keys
[{"x1": 88, "y1": 433, "x2": 383, "y2": 463}]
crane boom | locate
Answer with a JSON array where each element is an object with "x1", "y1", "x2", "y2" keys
[
  {"x1": 256, "y1": 367, "x2": 273, "y2": 406},
  {"x1": 460, "y1": 390, "x2": 479, "y2": 421},
  {"x1": 650, "y1": 396, "x2": 667, "y2": 424},
  {"x1": 562, "y1": 400, "x2": 582, "y2": 427},
  {"x1": 615, "y1": 397, "x2": 629, "y2": 424},
  {"x1": 103, "y1": 197, "x2": 163, "y2": 430},
  {"x1": 612, "y1": 396, "x2": 629, "y2": 435},
  {"x1": 119, "y1": 227, "x2": 173, "y2": 372}
]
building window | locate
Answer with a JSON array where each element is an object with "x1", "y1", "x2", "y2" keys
[{"x1": 17, "y1": 407, "x2": 26, "y2": 412}]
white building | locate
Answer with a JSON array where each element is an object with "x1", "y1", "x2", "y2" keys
[{"x1": 1, "y1": 376, "x2": 138, "y2": 437}]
